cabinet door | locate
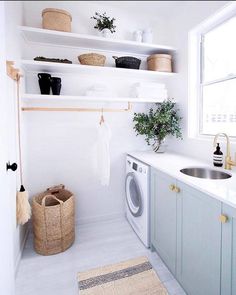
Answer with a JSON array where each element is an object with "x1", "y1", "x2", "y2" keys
[
  {"x1": 176, "y1": 181, "x2": 221, "y2": 295},
  {"x1": 221, "y1": 204, "x2": 236, "y2": 295},
  {"x1": 151, "y1": 168, "x2": 177, "y2": 275}
]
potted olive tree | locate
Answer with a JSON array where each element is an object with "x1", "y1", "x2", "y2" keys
[
  {"x1": 91, "y1": 12, "x2": 116, "y2": 38},
  {"x1": 133, "y1": 99, "x2": 182, "y2": 152}
]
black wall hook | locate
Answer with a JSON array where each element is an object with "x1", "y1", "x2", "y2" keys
[{"x1": 6, "y1": 162, "x2": 18, "y2": 172}]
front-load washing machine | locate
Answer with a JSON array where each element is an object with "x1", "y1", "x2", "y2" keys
[{"x1": 125, "y1": 155, "x2": 150, "y2": 248}]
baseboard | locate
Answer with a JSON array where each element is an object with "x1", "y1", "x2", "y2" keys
[
  {"x1": 76, "y1": 212, "x2": 125, "y2": 225},
  {"x1": 15, "y1": 225, "x2": 29, "y2": 276}
]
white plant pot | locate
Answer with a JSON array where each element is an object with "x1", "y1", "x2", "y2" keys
[{"x1": 101, "y1": 28, "x2": 112, "y2": 38}]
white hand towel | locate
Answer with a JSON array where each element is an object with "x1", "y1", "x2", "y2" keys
[{"x1": 95, "y1": 121, "x2": 112, "y2": 186}]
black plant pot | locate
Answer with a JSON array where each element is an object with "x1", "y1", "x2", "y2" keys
[
  {"x1": 38, "y1": 73, "x2": 51, "y2": 95},
  {"x1": 51, "y1": 77, "x2": 62, "y2": 95}
]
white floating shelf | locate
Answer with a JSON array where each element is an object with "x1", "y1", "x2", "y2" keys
[
  {"x1": 21, "y1": 60, "x2": 175, "y2": 79},
  {"x1": 21, "y1": 93, "x2": 165, "y2": 103},
  {"x1": 19, "y1": 26, "x2": 176, "y2": 56}
]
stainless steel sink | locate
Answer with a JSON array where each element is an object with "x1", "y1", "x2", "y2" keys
[{"x1": 180, "y1": 167, "x2": 232, "y2": 179}]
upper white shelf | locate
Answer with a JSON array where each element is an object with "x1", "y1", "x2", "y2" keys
[
  {"x1": 19, "y1": 26, "x2": 176, "y2": 56},
  {"x1": 21, "y1": 60, "x2": 175, "y2": 79}
]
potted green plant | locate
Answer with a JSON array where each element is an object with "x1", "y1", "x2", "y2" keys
[
  {"x1": 133, "y1": 99, "x2": 183, "y2": 152},
  {"x1": 91, "y1": 12, "x2": 116, "y2": 38}
]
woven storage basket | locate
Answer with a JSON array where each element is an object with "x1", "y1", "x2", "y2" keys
[
  {"x1": 42, "y1": 8, "x2": 72, "y2": 32},
  {"x1": 78, "y1": 53, "x2": 106, "y2": 66},
  {"x1": 113, "y1": 56, "x2": 141, "y2": 69},
  {"x1": 147, "y1": 54, "x2": 172, "y2": 72},
  {"x1": 32, "y1": 184, "x2": 75, "y2": 255}
]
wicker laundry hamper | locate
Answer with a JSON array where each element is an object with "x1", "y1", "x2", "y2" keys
[
  {"x1": 32, "y1": 184, "x2": 75, "y2": 255},
  {"x1": 42, "y1": 8, "x2": 72, "y2": 32}
]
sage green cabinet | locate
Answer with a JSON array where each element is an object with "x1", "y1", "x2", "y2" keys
[
  {"x1": 151, "y1": 169, "x2": 177, "y2": 275},
  {"x1": 221, "y1": 204, "x2": 236, "y2": 295},
  {"x1": 151, "y1": 168, "x2": 223, "y2": 295},
  {"x1": 176, "y1": 181, "x2": 222, "y2": 295}
]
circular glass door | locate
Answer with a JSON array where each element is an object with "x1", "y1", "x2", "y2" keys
[{"x1": 125, "y1": 172, "x2": 143, "y2": 217}]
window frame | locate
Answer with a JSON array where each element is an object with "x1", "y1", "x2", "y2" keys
[{"x1": 188, "y1": 2, "x2": 236, "y2": 140}]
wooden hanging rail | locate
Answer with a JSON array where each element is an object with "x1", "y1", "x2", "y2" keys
[{"x1": 21, "y1": 102, "x2": 132, "y2": 112}]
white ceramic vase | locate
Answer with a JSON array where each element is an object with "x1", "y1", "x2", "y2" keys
[
  {"x1": 133, "y1": 30, "x2": 142, "y2": 42},
  {"x1": 153, "y1": 138, "x2": 167, "y2": 153},
  {"x1": 101, "y1": 28, "x2": 112, "y2": 38},
  {"x1": 142, "y1": 28, "x2": 153, "y2": 43}
]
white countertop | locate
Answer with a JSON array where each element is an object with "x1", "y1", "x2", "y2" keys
[{"x1": 128, "y1": 151, "x2": 236, "y2": 209}]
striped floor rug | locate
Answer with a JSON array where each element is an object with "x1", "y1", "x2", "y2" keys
[{"x1": 78, "y1": 256, "x2": 168, "y2": 294}]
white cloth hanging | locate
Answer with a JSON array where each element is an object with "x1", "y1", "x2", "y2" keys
[{"x1": 95, "y1": 121, "x2": 112, "y2": 186}]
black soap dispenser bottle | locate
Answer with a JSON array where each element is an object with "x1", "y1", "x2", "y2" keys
[{"x1": 213, "y1": 143, "x2": 223, "y2": 167}]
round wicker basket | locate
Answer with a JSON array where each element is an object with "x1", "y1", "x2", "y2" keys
[
  {"x1": 78, "y1": 53, "x2": 106, "y2": 66},
  {"x1": 147, "y1": 54, "x2": 172, "y2": 72},
  {"x1": 42, "y1": 8, "x2": 72, "y2": 32}
]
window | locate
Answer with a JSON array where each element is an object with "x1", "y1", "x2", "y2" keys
[
  {"x1": 188, "y1": 3, "x2": 236, "y2": 139},
  {"x1": 200, "y1": 16, "x2": 236, "y2": 136}
]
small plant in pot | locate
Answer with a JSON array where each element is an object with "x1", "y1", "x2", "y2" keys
[
  {"x1": 91, "y1": 12, "x2": 116, "y2": 38},
  {"x1": 133, "y1": 99, "x2": 183, "y2": 152}
]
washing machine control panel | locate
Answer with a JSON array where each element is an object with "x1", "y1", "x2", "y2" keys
[
  {"x1": 127, "y1": 156, "x2": 148, "y2": 175},
  {"x1": 132, "y1": 162, "x2": 138, "y2": 171}
]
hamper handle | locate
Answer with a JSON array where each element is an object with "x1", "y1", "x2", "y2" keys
[
  {"x1": 41, "y1": 194, "x2": 63, "y2": 206},
  {"x1": 46, "y1": 184, "x2": 65, "y2": 194}
]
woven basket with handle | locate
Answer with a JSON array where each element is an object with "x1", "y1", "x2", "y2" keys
[{"x1": 32, "y1": 184, "x2": 75, "y2": 255}]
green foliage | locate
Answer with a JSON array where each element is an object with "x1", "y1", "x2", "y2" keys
[
  {"x1": 133, "y1": 99, "x2": 183, "y2": 149},
  {"x1": 91, "y1": 12, "x2": 116, "y2": 33}
]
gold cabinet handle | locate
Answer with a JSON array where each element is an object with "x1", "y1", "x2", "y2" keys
[
  {"x1": 174, "y1": 186, "x2": 181, "y2": 193},
  {"x1": 219, "y1": 214, "x2": 228, "y2": 223},
  {"x1": 169, "y1": 184, "x2": 175, "y2": 191}
]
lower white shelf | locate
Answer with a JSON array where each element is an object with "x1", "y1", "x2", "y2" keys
[
  {"x1": 21, "y1": 93, "x2": 165, "y2": 103},
  {"x1": 21, "y1": 60, "x2": 175, "y2": 79}
]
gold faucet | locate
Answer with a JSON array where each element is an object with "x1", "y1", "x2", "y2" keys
[{"x1": 213, "y1": 133, "x2": 236, "y2": 170}]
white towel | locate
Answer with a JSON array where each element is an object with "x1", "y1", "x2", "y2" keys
[
  {"x1": 95, "y1": 121, "x2": 112, "y2": 186},
  {"x1": 132, "y1": 87, "x2": 168, "y2": 99},
  {"x1": 133, "y1": 82, "x2": 166, "y2": 89}
]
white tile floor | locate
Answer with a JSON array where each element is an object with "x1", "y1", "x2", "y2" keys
[{"x1": 16, "y1": 218, "x2": 186, "y2": 295}]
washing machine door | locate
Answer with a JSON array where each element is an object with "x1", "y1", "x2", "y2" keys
[{"x1": 125, "y1": 172, "x2": 143, "y2": 217}]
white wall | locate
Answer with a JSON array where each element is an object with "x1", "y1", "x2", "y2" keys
[
  {"x1": 20, "y1": 1, "x2": 230, "y2": 227},
  {"x1": 4, "y1": 1, "x2": 28, "y2": 272},
  {"x1": 166, "y1": 1, "x2": 230, "y2": 162},
  {"x1": 21, "y1": 1, "x2": 173, "y2": 224},
  {"x1": 22, "y1": 1, "x2": 173, "y2": 45}
]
